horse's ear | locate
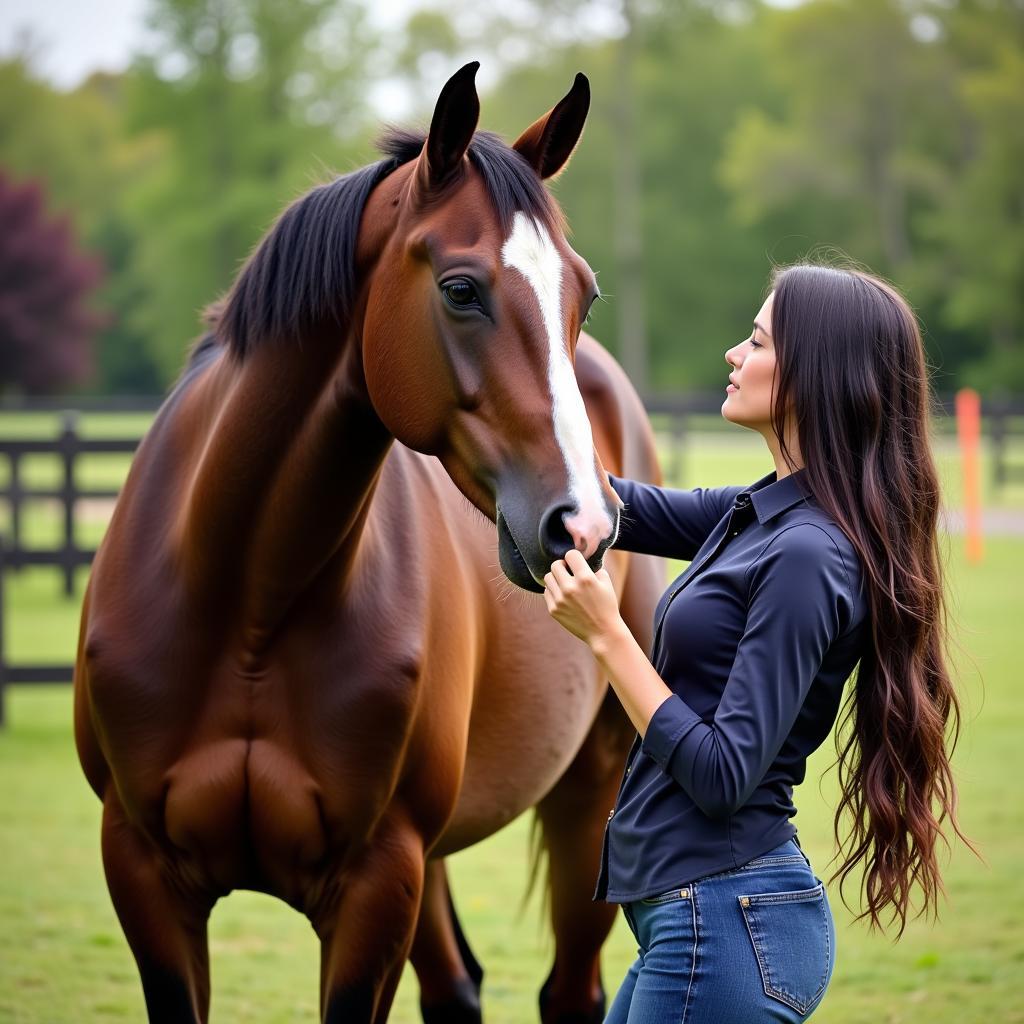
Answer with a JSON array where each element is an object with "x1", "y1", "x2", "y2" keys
[
  {"x1": 512, "y1": 72, "x2": 590, "y2": 180},
  {"x1": 420, "y1": 61, "x2": 481, "y2": 191}
]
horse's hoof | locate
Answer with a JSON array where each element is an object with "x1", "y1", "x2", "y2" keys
[{"x1": 421, "y1": 975, "x2": 483, "y2": 1024}]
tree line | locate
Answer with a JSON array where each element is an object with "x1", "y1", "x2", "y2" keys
[{"x1": 1, "y1": 0, "x2": 1021, "y2": 397}]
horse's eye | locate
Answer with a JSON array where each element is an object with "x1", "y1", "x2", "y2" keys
[{"x1": 442, "y1": 279, "x2": 480, "y2": 309}]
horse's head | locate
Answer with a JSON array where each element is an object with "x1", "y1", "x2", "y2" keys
[{"x1": 357, "y1": 63, "x2": 620, "y2": 592}]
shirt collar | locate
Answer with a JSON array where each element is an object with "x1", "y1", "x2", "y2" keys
[{"x1": 742, "y1": 467, "x2": 811, "y2": 525}]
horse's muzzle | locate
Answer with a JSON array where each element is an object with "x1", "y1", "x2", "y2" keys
[{"x1": 496, "y1": 510, "x2": 546, "y2": 593}]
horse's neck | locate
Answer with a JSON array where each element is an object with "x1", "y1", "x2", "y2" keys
[{"x1": 183, "y1": 334, "x2": 393, "y2": 646}]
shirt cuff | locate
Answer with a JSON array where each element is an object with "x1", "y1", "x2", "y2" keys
[{"x1": 641, "y1": 694, "x2": 704, "y2": 771}]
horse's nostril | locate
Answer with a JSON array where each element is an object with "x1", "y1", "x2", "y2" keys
[{"x1": 539, "y1": 503, "x2": 576, "y2": 563}]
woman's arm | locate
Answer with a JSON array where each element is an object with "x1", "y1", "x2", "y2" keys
[
  {"x1": 544, "y1": 551, "x2": 672, "y2": 733},
  {"x1": 609, "y1": 474, "x2": 744, "y2": 560},
  {"x1": 546, "y1": 528, "x2": 854, "y2": 819}
]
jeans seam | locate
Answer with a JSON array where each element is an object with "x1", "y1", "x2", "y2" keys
[
  {"x1": 705, "y1": 855, "x2": 806, "y2": 881},
  {"x1": 679, "y1": 882, "x2": 699, "y2": 1024},
  {"x1": 743, "y1": 883, "x2": 824, "y2": 906}
]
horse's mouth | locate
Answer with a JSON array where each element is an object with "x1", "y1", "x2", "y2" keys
[{"x1": 497, "y1": 510, "x2": 545, "y2": 593}]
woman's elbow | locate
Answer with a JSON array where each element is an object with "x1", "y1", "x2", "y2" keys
[
  {"x1": 684, "y1": 770, "x2": 752, "y2": 819},
  {"x1": 692, "y1": 792, "x2": 743, "y2": 820}
]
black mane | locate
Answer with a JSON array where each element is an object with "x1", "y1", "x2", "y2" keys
[{"x1": 216, "y1": 129, "x2": 559, "y2": 358}]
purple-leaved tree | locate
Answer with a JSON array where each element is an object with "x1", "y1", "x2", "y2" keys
[{"x1": 0, "y1": 172, "x2": 102, "y2": 394}]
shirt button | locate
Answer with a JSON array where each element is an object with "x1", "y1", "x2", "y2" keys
[{"x1": 607, "y1": 808, "x2": 615, "y2": 820}]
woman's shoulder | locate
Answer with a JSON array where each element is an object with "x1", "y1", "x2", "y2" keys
[
  {"x1": 772, "y1": 506, "x2": 859, "y2": 563},
  {"x1": 767, "y1": 508, "x2": 865, "y2": 607}
]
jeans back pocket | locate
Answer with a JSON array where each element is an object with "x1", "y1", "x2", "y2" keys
[{"x1": 737, "y1": 883, "x2": 833, "y2": 1015}]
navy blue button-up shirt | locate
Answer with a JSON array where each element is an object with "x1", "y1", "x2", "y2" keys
[{"x1": 595, "y1": 468, "x2": 868, "y2": 902}]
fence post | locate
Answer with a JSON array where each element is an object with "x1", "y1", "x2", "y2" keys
[
  {"x1": 59, "y1": 411, "x2": 79, "y2": 598},
  {"x1": 990, "y1": 402, "x2": 1007, "y2": 490},
  {"x1": 9, "y1": 451, "x2": 22, "y2": 557}
]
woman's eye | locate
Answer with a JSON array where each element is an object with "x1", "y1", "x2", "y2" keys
[
  {"x1": 442, "y1": 280, "x2": 480, "y2": 309},
  {"x1": 749, "y1": 336, "x2": 761, "y2": 349}
]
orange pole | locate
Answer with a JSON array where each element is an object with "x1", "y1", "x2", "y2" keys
[{"x1": 955, "y1": 388, "x2": 983, "y2": 564}]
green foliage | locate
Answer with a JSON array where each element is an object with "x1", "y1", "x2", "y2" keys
[
  {"x1": 484, "y1": 4, "x2": 786, "y2": 391},
  {"x1": 926, "y1": 29, "x2": 1024, "y2": 392},
  {"x1": 1, "y1": 0, "x2": 1021, "y2": 394},
  {"x1": 120, "y1": 0, "x2": 379, "y2": 380},
  {"x1": 718, "y1": 0, "x2": 1024, "y2": 392}
]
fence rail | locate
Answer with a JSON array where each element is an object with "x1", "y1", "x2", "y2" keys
[
  {"x1": 1, "y1": 413, "x2": 139, "y2": 597},
  {"x1": 1, "y1": 392, "x2": 1022, "y2": 724}
]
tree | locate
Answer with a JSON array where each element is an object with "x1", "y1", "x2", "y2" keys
[
  {"x1": 483, "y1": 2, "x2": 784, "y2": 392},
  {"x1": 922, "y1": 2, "x2": 1024, "y2": 391},
  {"x1": 124, "y1": 0, "x2": 380, "y2": 380},
  {"x1": 0, "y1": 57, "x2": 166, "y2": 393},
  {"x1": 719, "y1": 0, "x2": 960, "y2": 273},
  {"x1": 0, "y1": 173, "x2": 102, "y2": 393}
]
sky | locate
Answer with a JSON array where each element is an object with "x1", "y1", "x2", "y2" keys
[
  {"x1": 0, "y1": 0, "x2": 156, "y2": 87},
  {"x1": 0, "y1": 0, "x2": 422, "y2": 88},
  {"x1": 1, "y1": 0, "x2": 807, "y2": 92}
]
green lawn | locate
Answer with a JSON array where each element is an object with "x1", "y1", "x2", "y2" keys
[{"x1": 0, "y1": 433, "x2": 1020, "y2": 1023}]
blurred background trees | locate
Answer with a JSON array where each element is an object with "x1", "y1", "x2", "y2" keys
[{"x1": 0, "y1": 0, "x2": 1020, "y2": 396}]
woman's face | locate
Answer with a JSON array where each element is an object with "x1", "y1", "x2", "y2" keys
[{"x1": 722, "y1": 292, "x2": 778, "y2": 434}]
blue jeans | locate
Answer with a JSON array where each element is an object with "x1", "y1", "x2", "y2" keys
[{"x1": 604, "y1": 840, "x2": 836, "y2": 1023}]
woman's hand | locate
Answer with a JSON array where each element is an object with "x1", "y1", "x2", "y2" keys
[
  {"x1": 546, "y1": 549, "x2": 671, "y2": 735},
  {"x1": 543, "y1": 548, "x2": 625, "y2": 648}
]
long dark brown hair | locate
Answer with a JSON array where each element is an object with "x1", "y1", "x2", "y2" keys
[{"x1": 769, "y1": 263, "x2": 972, "y2": 936}]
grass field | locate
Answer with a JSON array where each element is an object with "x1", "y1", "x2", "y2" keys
[{"x1": 0, "y1": 429, "x2": 1021, "y2": 1023}]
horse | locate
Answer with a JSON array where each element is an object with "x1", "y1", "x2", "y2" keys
[{"x1": 74, "y1": 62, "x2": 665, "y2": 1024}]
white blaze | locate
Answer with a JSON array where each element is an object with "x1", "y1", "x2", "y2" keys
[{"x1": 501, "y1": 211, "x2": 611, "y2": 545}]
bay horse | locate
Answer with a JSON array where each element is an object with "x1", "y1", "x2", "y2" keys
[{"x1": 74, "y1": 62, "x2": 664, "y2": 1024}]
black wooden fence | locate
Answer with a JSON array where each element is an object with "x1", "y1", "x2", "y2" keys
[
  {"x1": 0, "y1": 404, "x2": 154, "y2": 723},
  {"x1": 1, "y1": 393, "x2": 1021, "y2": 724}
]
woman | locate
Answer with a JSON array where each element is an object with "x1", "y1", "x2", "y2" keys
[{"x1": 543, "y1": 264, "x2": 967, "y2": 1023}]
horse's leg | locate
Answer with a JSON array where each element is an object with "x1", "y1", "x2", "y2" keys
[
  {"x1": 101, "y1": 792, "x2": 215, "y2": 1024},
  {"x1": 313, "y1": 817, "x2": 426, "y2": 1024},
  {"x1": 409, "y1": 859, "x2": 484, "y2": 1024},
  {"x1": 535, "y1": 686, "x2": 634, "y2": 1024}
]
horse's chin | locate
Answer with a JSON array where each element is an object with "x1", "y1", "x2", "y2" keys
[{"x1": 497, "y1": 512, "x2": 545, "y2": 593}]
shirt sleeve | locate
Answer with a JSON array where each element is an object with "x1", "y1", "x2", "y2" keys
[
  {"x1": 640, "y1": 524, "x2": 854, "y2": 819},
  {"x1": 609, "y1": 474, "x2": 745, "y2": 561}
]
